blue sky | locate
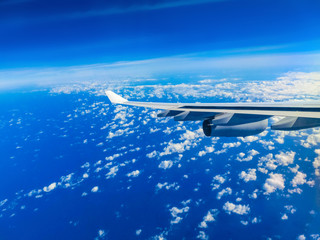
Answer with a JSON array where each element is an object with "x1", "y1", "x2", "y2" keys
[
  {"x1": 1, "y1": 0, "x2": 320, "y2": 68},
  {"x1": 0, "y1": 0, "x2": 320, "y2": 90}
]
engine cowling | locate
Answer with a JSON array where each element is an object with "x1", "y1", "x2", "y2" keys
[{"x1": 203, "y1": 119, "x2": 268, "y2": 137}]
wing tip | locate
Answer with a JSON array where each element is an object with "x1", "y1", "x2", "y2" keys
[{"x1": 105, "y1": 90, "x2": 128, "y2": 104}]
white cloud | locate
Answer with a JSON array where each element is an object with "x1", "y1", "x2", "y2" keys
[
  {"x1": 302, "y1": 133, "x2": 320, "y2": 148},
  {"x1": 198, "y1": 146, "x2": 214, "y2": 157},
  {"x1": 252, "y1": 217, "x2": 259, "y2": 224},
  {"x1": 105, "y1": 153, "x2": 121, "y2": 161},
  {"x1": 127, "y1": 170, "x2": 140, "y2": 177},
  {"x1": 291, "y1": 171, "x2": 307, "y2": 187},
  {"x1": 216, "y1": 187, "x2": 232, "y2": 200},
  {"x1": 259, "y1": 152, "x2": 295, "y2": 170},
  {"x1": 239, "y1": 136, "x2": 259, "y2": 143},
  {"x1": 106, "y1": 166, "x2": 119, "y2": 179},
  {"x1": 223, "y1": 142, "x2": 241, "y2": 148},
  {"x1": 0, "y1": 199, "x2": 8, "y2": 207},
  {"x1": 223, "y1": 202, "x2": 250, "y2": 215},
  {"x1": 248, "y1": 189, "x2": 259, "y2": 199},
  {"x1": 160, "y1": 141, "x2": 186, "y2": 156},
  {"x1": 91, "y1": 186, "x2": 99, "y2": 193},
  {"x1": 146, "y1": 150, "x2": 157, "y2": 158},
  {"x1": 82, "y1": 173, "x2": 89, "y2": 179},
  {"x1": 275, "y1": 151, "x2": 295, "y2": 166},
  {"x1": 211, "y1": 175, "x2": 226, "y2": 190},
  {"x1": 236, "y1": 149, "x2": 259, "y2": 162},
  {"x1": 240, "y1": 220, "x2": 248, "y2": 225},
  {"x1": 159, "y1": 160, "x2": 173, "y2": 169},
  {"x1": 297, "y1": 235, "x2": 306, "y2": 240},
  {"x1": 284, "y1": 205, "x2": 296, "y2": 214},
  {"x1": 179, "y1": 130, "x2": 197, "y2": 141},
  {"x1": 197, "y1": 231, "x2": 208, "y2": 240},
  {"x1": 158, "y1": 129, "x2": 203, "y2": 156},
  {"x1": 281, "y1": 213, "x2": 288, "y2": 220},
  {"x1": 156, "y1": 182, "x2": 180, "y2": 191},
  {"x1": 263, "y1": 173, "x2": 285, "y2": 194},
  {"x1": 199, "y1": 209, "x2": 218, "y2": 229},
  {"x1": 43, "y1": 182, "x2": 57, "y2": 192},
  {"x1": 95, "y1": 229, "x2": 106, "y2": 240},
  {"x1": 313, "y1": 149, "x2": 320, "y2": 176},
  {"x1": 239, "y1": 169, "x2": 257, "y2": 182},
  {"x1": 170, "y1": 206, "x2": 189, "y2": 224}
]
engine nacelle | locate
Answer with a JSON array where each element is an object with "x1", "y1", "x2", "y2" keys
[{"x1": 203, "y1": 119, "x2": 268, "y2": 137}]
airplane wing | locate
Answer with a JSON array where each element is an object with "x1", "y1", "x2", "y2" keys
[{"x1": 106, "y1": 90, "x2": 320, "y2": 137}]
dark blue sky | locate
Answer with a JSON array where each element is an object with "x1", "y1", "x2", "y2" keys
[{"x1": 0, "y1": 0, "x2": 320, "y2": 68}]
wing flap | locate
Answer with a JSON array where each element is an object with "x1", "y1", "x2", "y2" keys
[{"x1": 271, "y1": 117, "x2": 320, "y2": 130}]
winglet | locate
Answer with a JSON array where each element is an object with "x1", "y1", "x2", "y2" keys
[{"x1": 105, "y1": 90, "x2": 128, "y2": 104}]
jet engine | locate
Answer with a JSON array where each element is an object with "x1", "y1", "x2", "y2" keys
[{"x1": 203, "y1": 118, "x2": 268, "y2": 137}]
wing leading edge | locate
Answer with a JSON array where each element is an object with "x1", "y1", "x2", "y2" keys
[{"x1": 105, "y1": 90, "x2": 320, "y2": 137}]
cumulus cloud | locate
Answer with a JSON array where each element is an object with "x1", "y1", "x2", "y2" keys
[
  {"x1": 301, "y1": 132, "x2": 320, "y2": 148},
  {"x1": 43, "y1": 182, "x2": 57, "y2": 192},
  {"x1": 239, "y1": 136, "x2": 259, "y2": 143},
  {"x1": 198, "y1": 146, "x2": 215, "y2": 157},
  {"x1": 170, "y1": 206, "x2": 190, "y2": 224},
  {"x1": 199, "y1": 209, "x2": 218, "y2": 228},
  {"x1": 284, "y1": 205, "x2": 296, "y2": 214},
  {"x1": 197, "y1": 231, "x2": 208, "y2": 240},
  {"x1": 91, "y1": 186, "x2": 99, "y2": 193},
  {"x1": 158, "y1": 160, "x2": 173, "y2": 169},
  {"x1": 127, "y1": 170, "x2": 140, "y2": 177},
  {"x1": 216, "y1": 187, "x2": 232, "y2": 200},
  {"x1": 136, "y1": 229, "x2": 142, "y2": 236},
  {"x1": 236, "y1": 149, "x2": 259, "y2": 162},
  {"x1": 275, "y1": 151, "x2": 295, "y2": 166},
  {"x1": 158, "y1": 129, "x2": 203, "y2": 156},
  {"x1": 0, "y1": 199, "x2": 8, "y2": 207},
  {"x1": 105, "y1": 153, "x2": 122, "y2": 161},
  {"x1": 106, "y1": 166, "x2": 119, "y2": 179},
  {"x1": 291, "y1": 171, "x2": 307, "y2": 187},
  {"x1": 95, "y1": 229, "x2": 106, "y2": 240},
  {"x1": 223, "y1": 202, "x2": 250, "y2": 215},
  {"x1": 83, "y1": 173, "x2": 89, "y2": 178},
  {"x1": 313, "y1": 149, "x2": 320, "y2": 176},
  {"x1": 248, "y1": 189, "x2": 259, "y2": 199},
  {"x1": 146, "y1": 150, "x2": 157, "y2": 158},
  {"x1": 211, "y1": 174, "x2": 227, "y2": 190},
  {"x1": 297, "y1": 235, "x2": 306, "y2": 240},
  {"x1": 239, "y1": 169, "x2": 257, "y2": 182},
  {"x1": 223, "y1": 142, "x2": 241, "y2": 149},
  {"x1": 160, "y1": 141, "x2": 186, "y2": 156},
  {"x1": 263, "y1": 173, "x2": 285, "y2": 194},
  {"x1": 156, "y1": 182, "x2": 180, "y2": 191}
]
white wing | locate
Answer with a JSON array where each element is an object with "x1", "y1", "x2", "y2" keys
[{"x1": 106, "y1": 91, "x2": 320, "y2": 137}]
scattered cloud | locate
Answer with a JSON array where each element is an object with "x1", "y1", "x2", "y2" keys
[
  {"x1": 223, "y1": 202, "x2": 250, "y2": 215},
  {"x1": 263, "y1": 173, "x2": 285, "y2": 194},
  {"x1": 159, "y1": 160, "x2": 173, "y2": 169},
  {"x1": 170, "y1": 206, "x2": 190, "y2": 224},
  {"x1": 216, "y1": 187, "x2": 232, "y2": 200},
  {"x1": 43, "y1": 182, "x2": 57, "y2": 192},
  {"x1": 127, "y1": 170, "x2": 140, "y2": 177},
  {"x1": 239, "y1": 169, "x2": 257, "y2": 182},
  {"x1": 291, "y1": 171, "x2": 307, "y2": 187},
  {"x1": 91, "y1": 186, "x2": 99, "y2": 193},
  {"x1": 198, "y1": 209, "x2": 218, "y2": 228}
]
